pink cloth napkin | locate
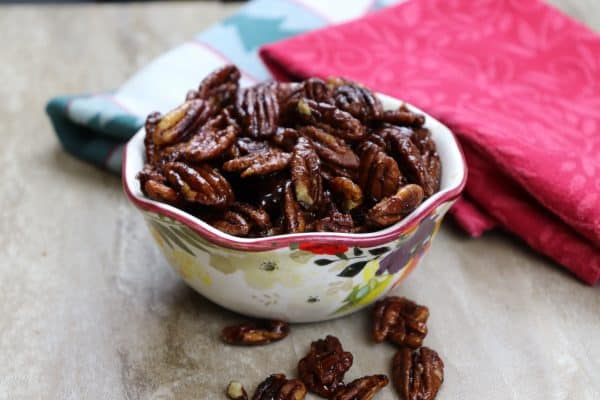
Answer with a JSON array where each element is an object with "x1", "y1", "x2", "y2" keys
[{"x1": 260, "y1": 0, "x2": 600, "y2": 284}]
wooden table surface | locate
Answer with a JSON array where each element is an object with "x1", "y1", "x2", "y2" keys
[{"x1": 1, "y1": 1, "x2": 599, "y2": 399}]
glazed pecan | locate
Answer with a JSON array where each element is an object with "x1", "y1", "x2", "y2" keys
[
  {"x1": 196, "y1": 64, "x2": 240, "y2": 108},
  {"x1": 373, "y1": 296, "x2": 429, "y2": 348},
  {"x1": 237, "y1": 83, "x2": 280, "y2": 138},
  {"x1": 291, "y1": 137, "x2": 323, "y2": 210},
  {"x1": 210, "y1": 210, "x2": 250, "y2": 236},
  {"x1": 151, "y1": 99, "x2": 212, "y2": 146},
  {"x1": 332, "y1": 83, "x2": 383, "y2": 122},
  {"x1": 357, "y1": 141, "x2": 401, "y2": 203},
  {"x1": 321, "y1": 162, "x2": 359, "y2": 182},
  {"x1": 176, "y1": 110, "x2": 238, "y2": 162},
  {"x1": 378, "y1": 105, "x2": 425, "y2": 128},
  {"x1": 164, "y1": 162, "x2": 234, "y2": 207},
  {"x1": 138, "y1": 165, "x2": 181, "y2": 205},
  {"x1": 283, "y1": 180, "x2": 306, "y2": 233},
  {"x1": 392, "y1": 347, "x2": 444, "y2": 400},
  {"x1": 252, "y1": 374, "x2": 307, "y2": 400},
  {"x1": 231, "y1": 202, "x2": 273, "y2": 235},
  {"x1": 272, "y1": 127, "x2": 299, "y2": 151},
  {"x1": 329, "y1": 177, "x2": 363, "y2": 212},
  {"x1": 292, "y1": 98, "x2": 365, "y2": 141},
  {"x1": 297, "y1": 335, "x2": 353, "y2": 398},
  {"x1": 411, "y1": 128, "x2": 441, "y2": 197},
  {"x1": 366, "y1": 184, "x2": 424, "y2": 227},
  {"x1": 236, "y1": 137, "x2": 271, "y2": 155},
  {"x1": 223, "y1": 149, "x2": 292, "y2": 178},
  {"x1": 331, "y1": 375, "x2": 389, "y2": 400},
  {"x1": 144, "y1": 111, "x2": 162, "y2": 165},
  {"x1": 300, "y1": 126, "x2": 359, "y2": 170},
  {"x1": 289, "y1": 78, "x2": 332, "y2": 103},
  {"x1": 226, "y1": 381, "x2": 248, "y2": 400},
  {"x1": 315, "y1": 211, "x2": 354, "y2": 233},
  {"x1": 221, "y1": 320, "x2": 290, "y2": 346}
]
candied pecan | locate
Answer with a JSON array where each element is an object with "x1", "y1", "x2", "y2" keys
[
  {"x1": 137, "y1": 165, "x2": 181, "y2": 205},
  {"x1": 378, "y1": 105, "x2": 425, "y2": 128},
  {"x1": 366, "y1": 184, "x2": 424, "y2": 227},
  {"x1": 252, "y1": 374, "x2": 306, "y2": 400},
  {"x1": 291, "y1": 137, "x2": 323, "y2": 210},
  {"x1": 144, "y1": 111, "x2": 162, "y2": 165},
  {"x1": 297, "y1": 335, "x2": 353, "y2": 398},
  {"x1": 300, "y1": 126, "x2": 359, "y2": 169},
  {"x1": 329, "y1": 177, "x2": 363, "y2": 212},
  {"x1": 236, "y1": 137, "x2": 271, "y2": 155},
  {"x1": 223, "y1": 149, "x2": 291, "y2": 178},
  {"x1": 227, "y1": 381, "x2": 248, "y2": 400},
  {"x1": 271, "y1": 127, "x2": 299, "y2": 151},
  {"x1": 151, "y1": 99, "x2": 212, "y2": 146},
  {"x1": 315, "y1": 211, "x2": 354, "y2": 233},
  {"x1": 321, "y1": 162, "x2": 358, "y2": 182},
  {"x1": 221, "y1": 320, "x2": 290, "y2": 346},
  {"x1": 392, "y1": 347, "x2": 444, "y2": 400},
  {"x1": 164, "y1": 162, "x2": 234, "y2": 207},
  {"x1": 292, "y1": 98, "x2": 365, "y2": 141},
  {"x1": 175, "y1": 110, "x2": 238, "y2": 162},
  {"x1": 373, "y1": 296, "x2": 429, "y2": 348},
  {"x1": 331, "y1": 375, "x2": 389, "y2": 400},
  {"x1": 332, "y1": 83, "x2": 383, "y2": 122},
  {"x1": 211, "y1": 210, "x2": 250, "y2": 236},
  {"x1": 411, "y1": 128, "x2": 441, "y2": 196},
  {"x1": 289, "y1": 78, "x2": 332, "y2": 103},
  {"x1": 196, "y1": 64, "x2": 240, "y2": 108},
  {"x1": 231, "y1": 202, "x2": 272, "y2": 234},
  {"x1": 237, "y1": 83, "x2": 280, "y2": 138},
  {"x1": 357, "y1": 141, "x2": 401, "y2": 202},
  {"x1": 283, "y1": 180, "x2": 306, "y2": 233}
]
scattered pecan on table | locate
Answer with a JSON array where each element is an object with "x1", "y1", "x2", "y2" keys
[
  {"x1": 252, "y1": 374, "x2": 307, "y2": 400},
  {"x1": 392, "y1": 346, "x2": 444, "y2": 400},
  {"x1": 226, "y1": 380, "x2": 249, "y2": 400},
  {"x1": 297, "y1": 335, "x2": 354, "y2": 398},
  {"x1": 331, "y1": 374, "x2": 389, "y2": 400},
  {"x1": 138, "y1": 64, "x2": 441, "y2": 236},
  {"x1": 221, "y1": 320, "x2": 290, "y2": 346},
  {"x1": 372, "y1": 296, "x2": 430, "y2": 349}
]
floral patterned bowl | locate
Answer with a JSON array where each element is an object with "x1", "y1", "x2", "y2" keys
[{"x1": 122, "y1": 93, "x2": 466, "y2": 323}]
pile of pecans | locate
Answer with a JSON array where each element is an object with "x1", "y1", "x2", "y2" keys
[
  {"x1": 138, "y1": 65, "x2": 441, "y2": 237},
  {"x1": 222, "y1": 296, "x2": 444, "y2": 400}
]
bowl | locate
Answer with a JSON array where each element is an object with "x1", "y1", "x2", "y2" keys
[{"x1": 122, "y1": 93, "x2": 467, "y2": 323}]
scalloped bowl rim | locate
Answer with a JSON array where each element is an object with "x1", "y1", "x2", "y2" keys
[{"x1": 123, "y1": 93, "x2": 467, "y2": 251}]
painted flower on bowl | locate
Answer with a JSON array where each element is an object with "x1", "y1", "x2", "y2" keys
[{"x1": 298, "y1": 242, "x2": 349, "y2": 255}]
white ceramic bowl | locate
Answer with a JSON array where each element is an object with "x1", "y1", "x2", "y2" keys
[{"x1": 123, "y1": 93, "x2": 466, "y2": 322}]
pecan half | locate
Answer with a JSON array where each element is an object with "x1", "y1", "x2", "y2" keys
[
  {"x1": 300, "y1": 126, "x2": 359, "y2": 170},
  {"x1": 221, "y1": 320, "x2": 290, "y2": 346},
  {"x1": 236, "y1": 137, "x2": 271, "y2": 155},
  {"x1": 357, "y1": 141, "x2": 401, "y2": 203},
  {"x1": 289, "y1": 78, "x2": 332, "y2": 103},
  {"x1": 297, "y1": 335, "x2": 353, "y2": 398},
  {"x1": 292, "y1": 98, "x2": 365, "y2": 141},
  {"x1": 151, "y1": 99, "x2": 211, "y2": 146},
  {"x1": 164, "y1": 162, "x2": 234, "y2": 207},
  {"x1": 373, "y1": 296, "x2": 429, "y2": 348},
  {"x1": 252, "y1": 374, "x2": 307, "y2": 400},
  {"x1": 332, "y1": 83, "x2": 383, "y2": 122},
  {"x1": 210, "y1": 210, "x2": 250, "y2": 236},
  {"x1": 223, "y1": 149, "x2": 291, "y2": 178},
  {"x1": 411, "y1": 128, "x2": 441, "y2": 197},
  {"x1": 144, "y1": 111, "x2": 162, "y2": 165},
  {"x1": 378, "y1": 105, "x2": 425, "y2": 128},
  {"x1": 196, "y1": 64, "x2": 240, "y2": 108},
  {"x1": 366, "y1": 184, "x2": 424, "y2": 227},
  {"x1": 176, "y1": 110, "x2": 238, "y2": 162},
  {"x1": 329, "y1": 177, "x2": 363, "y2": 212},
  {"x1": 231, "y1": 202, "x2": 273, "y2": 236},
  {"x1": 315, "y1": 211, "x2": 354, "y2": 233},
  {"x1": 237, "y1": 83, "x2": 280, "y2": 138},
  {"x1": 272, "y1": 127, "x2": 299, "y2": 151},
  {"x1": 283, "y1": 180, "x2": 306, "y2": 233},
  {"x1": 291, "y1": 137, "x2": 323, "y2": 210},
  {"x1": 331, "y1": 375, "x2": 389, "y2": 400},
  {"x1": 138, "y1": 165, "x2": 181, "y2": 205},
  {"x1": 392, "y1": 347, "x2": 444, "y2": 400},
  {"x1": 227, "y1": 381, "x2": 248, "y2": 400}
]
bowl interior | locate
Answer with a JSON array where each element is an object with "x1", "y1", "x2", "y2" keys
[{"x1": 123, "y1": 93, "x2": 466, "y2": 247}]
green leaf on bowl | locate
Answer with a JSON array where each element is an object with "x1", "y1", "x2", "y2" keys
[
  {"x1": 290, "y1": 250, "x2": 314, "y2": 264},
  {"x1": 367, "y1": 246, "x2": 390, "y2": 256},
  {"x1": 337, "y1": 260, "x2": 368, "y2": 277},
  {"x1": 161, "y1": 227, "x2": 194, "y2": 255},
  {"x1": 353, "y1": 247, "x2": 363, "y2": 256},
  {"x1": 175, "y1": 226, "x2": 211, "y2": 252},
  {"x1": 289, "y1": 242, "x2": 299, "y2": 250},
  {"x1": 315, "y1": 258, "x2": 335, "y2": 266},
  {"x1": 336, "y1": 253, "x2": 349, "y2": 260}
]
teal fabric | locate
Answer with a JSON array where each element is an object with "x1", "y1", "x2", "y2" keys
[{"x1": 45, "y1": 0, "x2": 391, "y2": 175}]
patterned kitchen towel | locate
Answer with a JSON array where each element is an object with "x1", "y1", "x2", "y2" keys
[
  {"x1": 45, "y1": 0, "x2": 397, "y2": 174},
  {"x1": 259, "y1": 0, "x2": 600, "y2": 284}
]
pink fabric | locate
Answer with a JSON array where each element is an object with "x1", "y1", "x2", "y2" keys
[{"x1": 260, "y1": 0, "x2": 600, "y2": 284}]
